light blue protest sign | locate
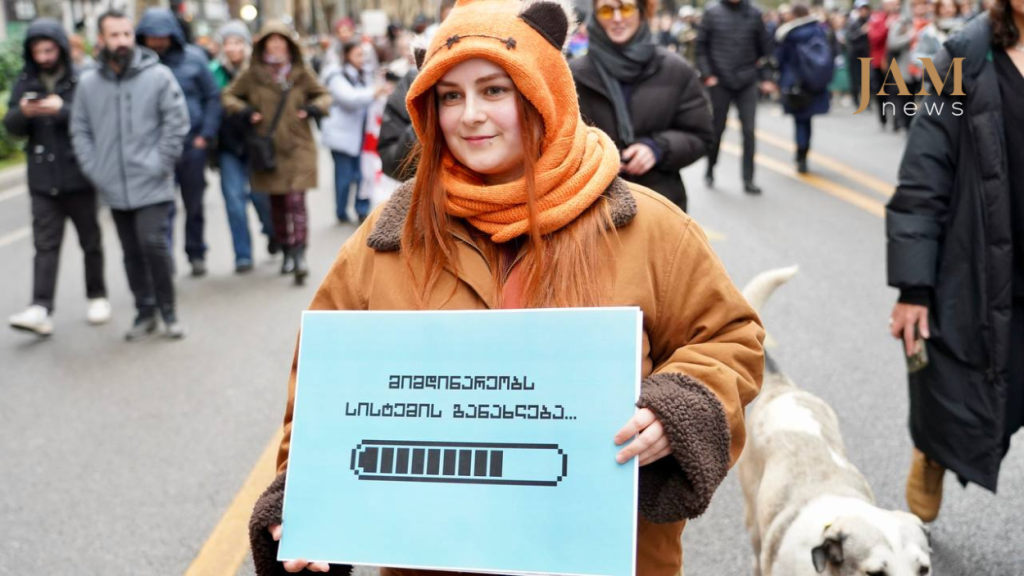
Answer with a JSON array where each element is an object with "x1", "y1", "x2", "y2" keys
[{"x1": 280, "y1": 308, "x2": 642, "y2": 576}]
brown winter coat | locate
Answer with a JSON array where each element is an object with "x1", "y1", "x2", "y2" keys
[
  {"x1": 221, "y1": 21, "x2": 331, "y2": 194},
  {"x1": 247, "y1": 178, "x2": 764, "y2": 575}
]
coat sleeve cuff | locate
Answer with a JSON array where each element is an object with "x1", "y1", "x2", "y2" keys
[
  {"x1": 304, "y1": 105, "x2": 325, "y2": 121},
  {"x1": 635, "y1": 373, "x2": 731, "y2": 523},
  {"x1": 636, "y1": 137, "x2": 664, "y2": 166},
  {"x1": 898, "y1": 288, "x2": 931, "y2": 307},
  {"x1": 249, "y1": 472, "x2": 354, "y2": 576}
]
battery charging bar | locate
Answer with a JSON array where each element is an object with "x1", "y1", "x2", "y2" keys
[{"x1": 350, "y1": 440, "x2": 568, "y2": 486}]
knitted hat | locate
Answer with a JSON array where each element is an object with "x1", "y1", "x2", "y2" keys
[
  {"x1": 218, "y1": 20, "x2": 252, "y2": 46},
  {"x1": 406, "y1": 0, "x2": 621, "y2": 243}
]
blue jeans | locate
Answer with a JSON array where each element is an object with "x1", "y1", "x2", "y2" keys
[
  {"x1": 332, "y1": 151, "x2": 368, "y2": 220},
  {"x1": 220, "y1": 151, "x2": 275, "y2": 265},
  {"x1": 795, "y1": 118, "x2": 812, "y2": 151},
  {"x1": 168, "y1": 145, "x2": 208, "y2": 262}
]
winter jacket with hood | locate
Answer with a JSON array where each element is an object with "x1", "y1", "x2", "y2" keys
[
  {"x1": 695, "y1": 0, "x2": 773, "y2": 90},
  {"x1": 319, "y1": 62, "x2": 376, "y2": 157},
  {"x1": 3, "y1": 18, "x2": 91, "y2": 195},
  {"x1": 886, "y1": 14, "x2": 1013, "y2": 491},
  {"x1": 221, "y1": 21, "x2": 332, "y2": 194},
  {"x1": 774, "y1": 16, "x2": 832, "y2": 118},
  {"x1": 70, "y1": 47, "x2": 191, "y2": 210},
  {"x1": 136, "y1": 8, "x2": 221, "y2": 147},
  {"x1": 571, "y1": 47, "x2": 713, "y2": 212}
]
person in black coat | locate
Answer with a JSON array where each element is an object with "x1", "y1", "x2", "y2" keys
[
  {"x1": 570, "y1": 0, "x2": 714, "y2": 213},
  {"x1": 886, "y1": 4, "x2": 1024, "y2": 523},
  {"x1": 378, "y1": 0, "x2": 457, "y2": 182},
  {"x1": 696, "y1": 0, "x2": 775, "y2": 194},
  {"x1": 4, "y1": 18, "x2": 109, "y2": 337}
]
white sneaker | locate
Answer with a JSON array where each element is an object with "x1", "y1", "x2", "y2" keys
[
  {"x1": 9, "y1": 305, "x2": 53, "y2": 336},
  {"x1": 87, "y1": 298, "x2": 112, "y2": 325}
]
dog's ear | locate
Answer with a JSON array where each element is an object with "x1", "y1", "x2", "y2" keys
[{"x1": 811, "y1": 535, "x2": 845, "y2": 573}]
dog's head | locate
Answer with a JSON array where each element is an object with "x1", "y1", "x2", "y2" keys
[{"x1": 811, "y1": 511, "x2": 931, "y2": 576}]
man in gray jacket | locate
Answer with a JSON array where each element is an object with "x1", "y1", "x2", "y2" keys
[{"x1": 71, "y1": 10, "x2": 190, "y2": 341}]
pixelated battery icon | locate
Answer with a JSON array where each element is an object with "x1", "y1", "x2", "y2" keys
[{"x1": 350, "y1": 440, "x2": 568, "y2": 486}]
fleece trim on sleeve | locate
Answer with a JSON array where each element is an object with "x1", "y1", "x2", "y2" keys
[{"x1": 635, "y1": 372, "x2": 731, "y2": 522}]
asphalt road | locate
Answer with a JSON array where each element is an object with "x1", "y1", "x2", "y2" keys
[{"x1": 1, "y1": 99, "x2": 1021, "y2": 576}]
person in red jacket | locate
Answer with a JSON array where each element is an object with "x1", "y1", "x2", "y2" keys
[{"x1": 868, "y1": 0, "x2": 901, "y2": 130}]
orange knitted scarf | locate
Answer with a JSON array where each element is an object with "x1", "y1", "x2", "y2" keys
[{"x1": 407, "y1": 0, "x2": 621, "y2": 243}]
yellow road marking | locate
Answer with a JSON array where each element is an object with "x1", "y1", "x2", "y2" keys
[
  {"x1": 184, "y1": 429, "x2": 283, "y2": 576},
  {"x1": 721, "y1": 142, "x2": 886, "y2": 218},
  {"x1": 726, "y1": 119, "x2": 896, "y2": 197}
]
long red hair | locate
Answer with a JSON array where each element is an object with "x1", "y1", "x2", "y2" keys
[{"x1": 401, "y1": 89, "x2": 616, "y2": 309}]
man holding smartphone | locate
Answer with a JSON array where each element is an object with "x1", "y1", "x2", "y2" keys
[{"x1": 4, "y1": 18, "x2": 110, "y2": 337}]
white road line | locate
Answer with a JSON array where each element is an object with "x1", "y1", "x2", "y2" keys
[
  {"x1": 0, "y1": 186, "x2": 27, "y2": 203},
  {"x1": 0, "y1": 227, "x2": 30, "y2": 249}
]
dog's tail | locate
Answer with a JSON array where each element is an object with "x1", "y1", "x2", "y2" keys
[
  {"x1": 742, "y1": 266, "x2": 798, "y2": 377},
  {"x1": 742, "y1": 265, "x2": 799, "y2": 314}
]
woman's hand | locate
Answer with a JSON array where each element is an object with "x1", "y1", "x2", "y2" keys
[
  {"x1": 614, "y1": 408, "x2": 672, "y2": 466},
  {"x1": 890, "y1": 302, "x2": 930, "y2": 357},
  {"x1": 621, "y1": 143, "x2": 656, "y2": 176},
  {"x1": 296, "y1": 109, "x2": 309, "y2": 120},
  {"x1": 267, "y1": 524, "x2": 330, "y2": 572},
  {"x1": 251, "y1": 112, "x2": 264, "y2": 124}
]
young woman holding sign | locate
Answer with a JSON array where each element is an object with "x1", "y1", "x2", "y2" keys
[{"x1": 248, "y1": 1, "x2": 764, "y2": 574}]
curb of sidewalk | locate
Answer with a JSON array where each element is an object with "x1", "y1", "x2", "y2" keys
[{"x1": 0, "y1": 163, "x2": 26, "y2": 191}]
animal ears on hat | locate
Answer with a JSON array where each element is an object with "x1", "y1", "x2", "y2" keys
[{"x1": 518, "y1": 0, "x2": 577, "y2": 52}]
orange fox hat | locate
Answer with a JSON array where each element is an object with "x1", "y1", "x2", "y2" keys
[{"x1": 405, "y1": 0, "x2": 621, "y2": 243}]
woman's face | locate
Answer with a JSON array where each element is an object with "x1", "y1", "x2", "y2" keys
[
  {"x1": 223, "y1": 36, "x2": 247, "y2": 66},
  {"x1": 346, "y1": 45, "x2": 365, "y2": 69},
  {"x1": 265, "y1": 35, "x2": 290, "y2": 61},
  {"x1": 1011, "y1": 0, "x2": 1024, "y2": 17},
  {"x1": 436, "y1": 58, "x2": 526, "y2": 185},
  {"x1": 594, "y1": 0, "x2": 642, "y2": 44}
]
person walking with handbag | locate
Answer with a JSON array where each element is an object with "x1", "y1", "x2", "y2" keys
[
  {"x1": 222, "y1": 21, "x2": 332, "y2": 286},
  {"x1": 774, "y1": 4, "x2": 833, "y2": 174},
  {"x1": 320, "y1": 42, "x2": 391, "y2": 224},
  {"x1": 210, "y1": 20, "x2": 278, "y2": 273}
]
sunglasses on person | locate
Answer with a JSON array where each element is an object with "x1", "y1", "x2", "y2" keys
[{"x1": 595, "y1": 3, "x2": 639, "y2": 20}]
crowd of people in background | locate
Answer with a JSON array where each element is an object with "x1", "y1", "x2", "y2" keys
[{"x1": 1, "y1": 0, "x2": 1000, "y2": 343}]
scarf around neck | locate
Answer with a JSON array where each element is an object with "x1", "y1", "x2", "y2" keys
[
  {"x1": 262, "y1": 53, "x2": 292, "y2": 83},
  {"x1": 442, "y1": 123, "x2": 621, "y2": 244},
  {"x1": 585, "y1": 18, "x2": 656, "y2": 145}
]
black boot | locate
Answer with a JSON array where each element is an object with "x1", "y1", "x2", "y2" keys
[
  {"x1": 280, "y1": 246, "x2": 296, "y2": 275},
  {"x1": 293, "y1": 244, "x2": 309, "y2": 285},
  {"x1": 796, "y1": 148, "x2": 809, "y2": 174}
]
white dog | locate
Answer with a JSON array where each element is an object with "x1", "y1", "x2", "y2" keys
[{"x1": 738, "y1": 267, "x2": 932, "y2": 576}]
